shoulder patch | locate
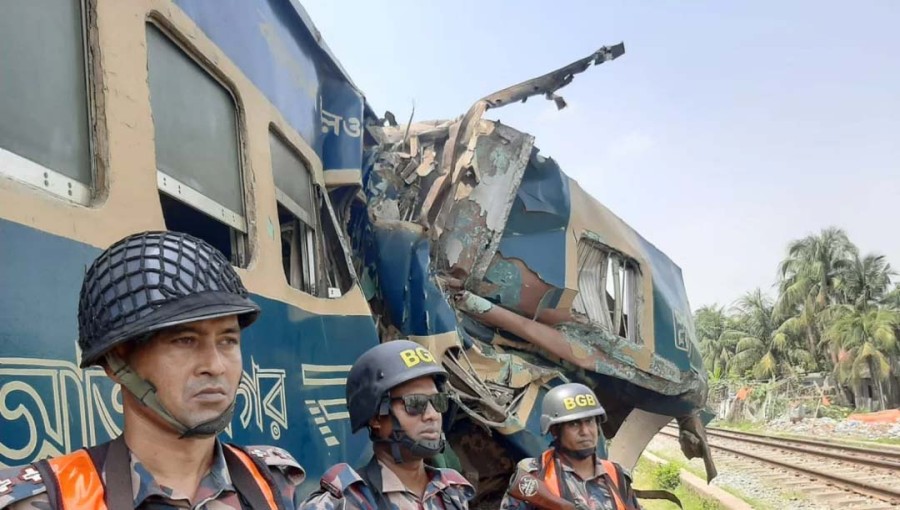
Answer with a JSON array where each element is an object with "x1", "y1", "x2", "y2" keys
[
  {"x1": 0, "y1": 466, "x2": 48, "y2": 509},
  {"x1": 515, "y1": 457, "x2": 540, "y2": 473},
  {"x1": 319, "y1": 463, "x2": 365, "y2": 498},
  {"x1": 245, "y1": 445, "x2": 305, "y2": 485}
]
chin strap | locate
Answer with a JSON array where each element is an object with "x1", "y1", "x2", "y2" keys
[
  {"x1": 106, "y1": 352, "x2": 235, "y2": 438},
  {"x1": 371, "y1": 411, "x2": 446, "y2": 464},
  {"x1": 550, "y1": 438, "x2": 596, "y2": 460},
  {"x1": 559, "y1": 446, "x2": 595, "y2": 460}
]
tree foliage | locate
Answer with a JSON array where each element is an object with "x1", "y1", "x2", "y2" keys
[{"x1": 696, "y1": 227, "x2": 899, "y2": 409}]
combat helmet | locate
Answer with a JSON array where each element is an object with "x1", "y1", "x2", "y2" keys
[
  {"x1": 77, "y1": 231, "x2": 260, "y2": 437},
  {"x1": 540, "y1": 383, "x2": 607, "y2": 435},
  {"x1": 346, "y1": 340, "x2": 448, "y2": 462}
]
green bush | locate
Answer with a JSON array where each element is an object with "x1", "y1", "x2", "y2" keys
[
  {"x1": 653, "y1": 462, "x2": 681, "y2": 491},
  {"x1": 817, "y1": 405, "x2": 853, "y2": 420}
]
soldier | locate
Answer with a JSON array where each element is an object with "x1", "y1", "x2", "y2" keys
[
  {"x1": 0, "y1": 231, "x2": 305, "y2": 509},
  {"x1": 301, "y1": 340, "x2": 474, "y2": 509},
  {"x1": 500, "y1": 383, "x2": 641, "y2": 510}
]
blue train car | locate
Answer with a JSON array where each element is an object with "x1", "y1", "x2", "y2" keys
[
  {"x1": 0, "y1": 0, "x2": 380, "y2": 493},
  {"x1": 0, "y1": 0, "x2": 714, "y2": 502}
]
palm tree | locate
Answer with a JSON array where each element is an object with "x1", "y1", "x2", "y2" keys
[
  {"x1": 700, "y1": 333, "x2": 735, "y2": 378},
  {"x1": 695, "y1": 305, "x2": 733, "y2": 375},
  {"x1": 696, "y1": 305, "x2": 727, "y2": 343},
  {"x1": 822, "y1": 253, "x2": 898, "y2": 409},
  {"x1": 776, "y1": 227, "x2": 858, "y2": 366},
  {"x1": 884, "y1": 286, "x2": 900, "y2": 308},
  {"x1": 824, "y1": 305, "x2": 900, "y2": 410},
  {"x1": 771, "y1": 313, "x2": 818, "y2": 372},
  {"x1": 726, "y1": 289, "x2": 812, "y2": 380},
  {"x1": 836, "y1": 254, "x2": 895, "y2": 308}
]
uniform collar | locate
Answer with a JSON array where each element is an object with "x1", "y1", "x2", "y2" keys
[
  {"x1": 376, "y1": 459, "x2": 471, "y2": 500},
  {"x1": 557, "y1": 453, "x2": 608, "y2": 481},
  {"x1": 130, "y1": 439, "x2": 236, "y2": 507},
  {"x1": 376, "y1": 459, "x2": 434, "y2": 495}
]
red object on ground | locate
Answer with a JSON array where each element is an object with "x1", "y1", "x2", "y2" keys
[{"x1": 847, "y1": 409, "x2": 900, "y2": 423}]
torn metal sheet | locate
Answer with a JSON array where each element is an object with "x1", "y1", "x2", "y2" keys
[
  {"x1": 477, "y1": 43, "x2": 625, "y2": 111},
  {"x1": 435, "y1": 122, "x2": 534, "y2": 282}
]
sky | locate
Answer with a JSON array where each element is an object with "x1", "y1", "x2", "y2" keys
[{"x1": 301, "y1": 0, "x2": 900, "y2": 310}]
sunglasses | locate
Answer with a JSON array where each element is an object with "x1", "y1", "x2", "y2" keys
[{"x1": 391, "y1": 393, "x2": 450, "y2": 416}]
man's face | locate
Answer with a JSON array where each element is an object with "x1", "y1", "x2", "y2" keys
[
  {"x1": 558, "y1": 417, "x2": 599, "y2": 452},
  {"x1": 371, "y1": 376, "x2": 442, "y2": 443},
  {"x1": 117, "y1": 316, "x2": 243, "y2": 430}
]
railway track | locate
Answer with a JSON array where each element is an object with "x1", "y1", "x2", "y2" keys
[{"x1": 657, "y1": 425, "x2": 900, "y2": 509}]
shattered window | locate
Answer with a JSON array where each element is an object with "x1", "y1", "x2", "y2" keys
[
  {"x1": 269, "y1": 128, "x2": 354, "y2": 298},
  {"x1": 319, "y1": 194, "x2": 355, "y2": 296},
  {"x1": 270, "y1": 129, "x2": 318, "y2": 295},
  {"x1": 572, "y1": 238, "x2": 640, "y2": 342},
  {"x1": 278, "y1": 202, "x2": 318, "y2": 295}
]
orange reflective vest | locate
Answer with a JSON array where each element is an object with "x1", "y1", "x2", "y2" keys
[
  {"x1": 541, "y1": 449, "x2": 628, "y2": 510},
  {"x1": 39, "y1": 444, "x2": 278, "y2": 509}
]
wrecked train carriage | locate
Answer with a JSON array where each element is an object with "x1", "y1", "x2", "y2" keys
[
  {"x1": 340, "y1": 47, "x2": 716, "y2": 499},
  {"x1": 0, "y1": 0, "x2": 711, "y2": 500}
]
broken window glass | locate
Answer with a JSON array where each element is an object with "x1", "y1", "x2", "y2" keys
[
  {"x1": 572, "y1": 238, "x2": 640, "y2": 342},
  {"x1": 319, "y1": 192, "x2": 355, "y2": 297},
  {"x1": 270, "y1": 128, "x2": 355, "y2": 298},
  {"x1": 278, "y1": 202, "x2": 318, "y2": 295},
  {"x1": 270, "y1": 130, "x2": 318, "y2": 294}
]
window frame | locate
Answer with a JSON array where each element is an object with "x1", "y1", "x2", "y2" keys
[
  {"x1": 573, "y1": 237, "x2": 642, "y2": 343},
  {"x1": 146, "y1": 20, "x2": 248, "y2": 234},
  {"x1": 0, "y1": 0, "x2": 95, "y2": 205},
  {"x1": 318, "y1": 189, "x2": 356, "y2": 297},
  {"x1": 145, "y1": 19, "x2": 250, "y2": 267},
  {"x1": 270, "y1": 127, "x2": 321, "y2": 295},
  {"x1": 279, "y1": 206, "x2": 319, "y2": 295}
]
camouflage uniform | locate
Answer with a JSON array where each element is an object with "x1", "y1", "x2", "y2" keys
[
  {"x1": 499, "y1": 454, "x2": 639, "y2": 510},
  {"x1": 300, "y1": 458, "x2": 474, "y2": 509},
  {"x1": 0, "y1": 440, "x2": 305, "y2": 509}
]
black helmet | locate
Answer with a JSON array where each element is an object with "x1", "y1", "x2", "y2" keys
[
  {"x1": 347, "y1": 340, "x2": 449, "y2": 462},
  {"x1": 77, "y1": 231, "x2": 260, "y2": 367},
  {"x1": 346, "y1": 340, "x2": 448, "y2": 433}
]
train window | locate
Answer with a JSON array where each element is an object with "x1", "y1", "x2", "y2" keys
[
  {"x1": 0, "y1": 0, "x2": 92, "y2": 203},
  {"x1": 572, "y1": 238, "x2": 641, "y2": 343},
  {"x1": 146, "y1": 24, "x2": 248, "y2": 266},
  {"x1": 270, "y1": 130, "x2": 318, "y2": 294},
  {"x1": 320, "y1": 193, "x2": 355, "y2": 296}
]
